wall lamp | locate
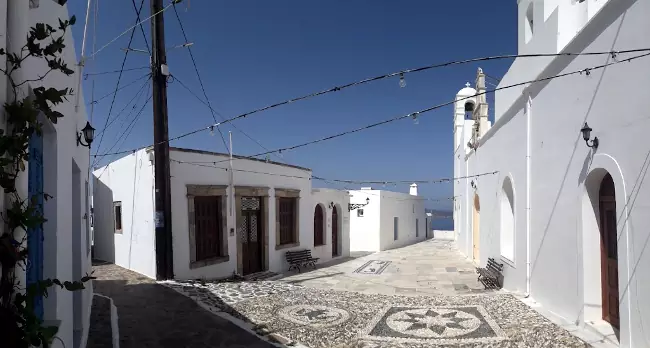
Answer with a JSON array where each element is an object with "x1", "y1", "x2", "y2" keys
[
  {"x1": 348, "y1": 198, "x2": 370, "y2": 212},
  {"x1": 580, "y1": 122, "x2": 599, "y2": 149},
  {"x1": 77, "y1": 121, "x2": 95, "y2": 148},
  {"x1": 328, "y1": 202, "x2": 335, "y2": 209}
]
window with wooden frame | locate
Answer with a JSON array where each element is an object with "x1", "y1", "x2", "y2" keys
[
  {"x1": 313, "y1": 205, "x2": 325, "y2": 246},
  {"x1": 193, "y1": 196, "x2": 224, "y2": 262},
  {"x1": 278, "y1": 197, "x2": 297, "y2": 245},
  {"x1": 113, "y1": 201, "x2": 123, "y2": 234}
]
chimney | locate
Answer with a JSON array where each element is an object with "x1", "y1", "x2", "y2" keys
[{"x1": 409, "y1": 183, "x2": 418, "y2": 196}]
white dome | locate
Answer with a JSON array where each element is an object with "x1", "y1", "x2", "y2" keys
[{"x1": 457, "y1": 82, "x2": 476, "y2": 97}]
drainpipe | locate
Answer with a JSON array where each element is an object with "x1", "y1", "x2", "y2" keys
[{"x1": 525, "y1": 93, "x2": 532, "y2": 298}]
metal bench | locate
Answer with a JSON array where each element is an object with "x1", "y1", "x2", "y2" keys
[
  {"x1": 476, "y1": 257, "x2": 504, "y2": 289},
  {"x1": 285, "y1": 249, "x2": 319, "y2": 273}
]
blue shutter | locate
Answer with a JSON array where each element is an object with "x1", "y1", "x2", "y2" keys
[{"x1": 27, "y1": 132, "x2": 44, "y2": 320}]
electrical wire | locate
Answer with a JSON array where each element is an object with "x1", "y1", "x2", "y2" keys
[
  {"x1": 86, "y1": 73, "x2": 150, "y2": 105},
  {"x1": 171, "y1": 3, "x2": 228, "y2": 152},
  {"x1": 312, "y1": 171, "x2": 498, "y2": 185},
  {"x1": 88, "y1": 0, "x2": 177, "y2": 59},
  {"x1": 169, "y1": 158, "x2": 311, "y2": 179},
  {"x1": 93, "y1": 0, "x2": 148, "y2": 154},
  {"x1": 84, "y1": 66, "x2": 149, "y2": 79},
  {"x1": 92, "y1": 50, "x2": 650, "y2": 159},
  {"x1": 131, "y1": 0, "x2": 152, "y2": 56},
  {"x1": 171, "y1": 73, "x2": 288, "y2": 164},
  {"x1": 95, "y1": 76, "x2": 152, "y2": 137}
]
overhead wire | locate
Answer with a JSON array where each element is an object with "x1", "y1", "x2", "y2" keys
[
  {"x1": 171, "y1": 3, "x2": 228, "y2": 151},
  {"x1": 93, "y1": 0, "x2": 148, "y2": 154},
  {"x1": 94, "y1": 75, "x2": 152, "y2": 137},
  {"x1": 84, "y1": 66, "x2": 150, "y2": 79},
  {"x1": 170, "y1": 73, "x2": 288, "y2": 163},
  {"x1": 169, "y1": 158, "x2": 311, "y2": 179},
  {"x1": 88, "y1": 0, "x2": 177, "y2": 59},
  {"x1": 92, "y1": 50, "x2": 650, "y2": 159},
  {"x1": 87, "y1": 73, "x2": 151, "y2": 105},
  {"x1": 131, "y1": 0, "x2": 152, "y2": 55}
]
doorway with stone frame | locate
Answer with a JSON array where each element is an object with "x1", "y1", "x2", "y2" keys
[{"x1": 235, "y1": 186, "x2": 270, "y2": 276}]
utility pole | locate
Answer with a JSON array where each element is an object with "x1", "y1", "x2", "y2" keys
[{"x1": 151, "y1": 0, "x2": 174, "y2": 280}]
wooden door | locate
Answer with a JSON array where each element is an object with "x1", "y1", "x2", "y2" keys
[
  {"x1": 472, "y1": 194, "x2": 481, "y2": 262},
  {"x1": 27, "y1": 132, "x2": 44, "y2": 320},
  {"x1": 599, "y1": 174, "x2": 619, "y2": 329},
  {"x1": 194, "y1": 196, "x2": 222, "y2": 262},
  {"x1": 332, "y1": 206, "x2": 339, "y2": 256},
  {"x1": 241, "y1": 197, "x2": 263, "y2": 275}
]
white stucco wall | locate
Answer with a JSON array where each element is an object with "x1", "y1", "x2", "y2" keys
[
  {"x1": 93, "y1": 150, "x2": 157, "y2": 279},
  {"x1": 311, "y1": 188, "x2": 351, "y2": 262},
  {"x1": 378, "y1": 190, "x2": 427, "y2": 251},
  {"x1": 455, "y1": 0, "x2": 650, "y2": 346},
  {"x1": 169, "y1": 148, "x2": 314, "y2": 280},
  {"x1": 349, "y1": 190, "x2": 381, "y2": 252},
  {"x1": 0, "y1": 1, "x2": 95, "y2": 347}
]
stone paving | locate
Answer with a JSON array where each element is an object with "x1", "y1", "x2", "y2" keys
[
  {"x1": 162, "y1": 239, "x2": 590, "y2": 347},
  {"x1": 91, "y1": 262, "x2": 276, "y2": 348},
  {"x1": 277, "y1": 239, "x2": 490, "y2": 296}
]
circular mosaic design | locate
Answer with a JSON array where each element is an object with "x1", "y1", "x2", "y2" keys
[
  {"x1": 385, "y1": 308, "x2": 480, "y2": 338},
  {"x1": 278, "y1": 304, "x2": 350, "y2": 328}
]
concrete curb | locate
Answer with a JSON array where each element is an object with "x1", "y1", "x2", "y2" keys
[{"x1": 94, "y1": 294, "x2": 119, "y2": 348}]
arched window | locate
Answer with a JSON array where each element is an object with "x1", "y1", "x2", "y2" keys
[
  {"x1": 500, "y1": 177, "x2": 515, "y2": 263},
  {"x1": 314, "y1": 205, "x2": 324, "y2": 246}
]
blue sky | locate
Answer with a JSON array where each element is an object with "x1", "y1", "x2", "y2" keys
[{"x1": 68, "y1": 0, "x2": 517, "y2": 210}]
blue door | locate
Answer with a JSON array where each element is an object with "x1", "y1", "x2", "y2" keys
[{"x1": 27, "y1": 132, "x2": 44, "y2": 320}]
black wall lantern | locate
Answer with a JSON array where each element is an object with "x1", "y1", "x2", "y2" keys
[
  {"x1": 348, "y1": 197, "x2": 370, "y2": 212},
  {"x1": 580, "y1": 122, "x2": 599, "y2": 149},
  {"x1": 77, "y1": 121, "x2": 95, "y2": 148},
  {"x1": 328, "y1": 202, "x2": 335, "y2": 209}
]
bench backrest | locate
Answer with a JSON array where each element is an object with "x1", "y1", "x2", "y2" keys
[
  {"x1": 486, "y1": 257, "x2": 504, "y2": 273},
  {"x1": 285, "y1": 249, "x2": 313, "y2": 262}
]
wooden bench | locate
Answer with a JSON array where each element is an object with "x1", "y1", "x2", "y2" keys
[
  {"x1": 285, "y1": 249, "x2": 319, "y2": 273},
  {"x1": 476, "y1": 257, "x2": 504, "y2": 289}
]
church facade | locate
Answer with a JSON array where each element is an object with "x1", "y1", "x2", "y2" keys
[{"x1": 452, "y1": 0, "x2": 650, "y2": 347}]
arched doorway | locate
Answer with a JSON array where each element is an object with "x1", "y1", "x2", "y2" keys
[
  {"x1": 599, "y1": 173, "x2": 619, "y2": 329},
  {"x1": 332, "y1": 206, "x2": 339, "y2": 257},
  {"x1": 472, "y1": 194, "x2": 481, "y2": 262},
  {"x1": 314, "y1": 205, "x2": 324, "y2": 246}
]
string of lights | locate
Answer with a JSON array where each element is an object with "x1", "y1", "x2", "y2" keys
[
  {"x1": 312, "y1": 171, "x2": 498, "y2": 185},
  {"x1": 88, "y1": 0, "x2": 178, "y2": 59},
  {"x1": 171, "y1": 4, "x2": 229, "y2": 151},
  {"x1": 171, "y1": 73, "x2": 288, "y2": 164},
  {"x1": 169, "y1": 158, "x2": 312, "y2": 179},
  {"x1": 92, "y1": 50, "x2": 650, "y2": 159}
]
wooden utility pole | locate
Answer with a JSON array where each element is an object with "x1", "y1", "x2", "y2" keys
[{"x1": 151, "y1": 0, "x2": 174, "y2": 280}]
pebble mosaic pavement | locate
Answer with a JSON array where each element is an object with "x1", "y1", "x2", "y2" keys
[{"x1": 162, "y1": 240, "x2": 590, "y2": 347}]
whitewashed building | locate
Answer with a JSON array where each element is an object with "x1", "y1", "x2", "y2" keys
[
  {"x1": 1, "y1": 0, "x2": 95, "y2": 347},
  {"x1": 93, "y1": 147, "x2": 351, "y2": 280},
  {"x1": 349, "y1": 185, "x2": 427, "y2": 252},
  {"x1": 453, "y1": 0, "x2": 650, "y2": 346}
]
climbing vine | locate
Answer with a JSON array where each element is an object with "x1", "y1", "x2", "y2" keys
[{"x1": 0, "y1": 16, "x2": 94, "y2": 348}]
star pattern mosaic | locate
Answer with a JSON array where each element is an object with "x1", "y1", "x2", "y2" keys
[
  {"x1": 362, "y1": 305, "x2": 507, "y2": 344},
  {"x1": 278, "y1": 304, "x2": 351, "y2": 328}
]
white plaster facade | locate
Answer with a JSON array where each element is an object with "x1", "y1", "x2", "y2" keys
[
  {"x1": 0, "y1": 0, "x2": 94, "y2": 347},
  {"x1": 349, "y1": 188, "x2": 427, "y2": 252},
  {"x1": 453, "y1": 0, "x2": 650, "y2": 346},
  {"x1": 93, "y1": 147, "x2": 351, "y2": 281}
]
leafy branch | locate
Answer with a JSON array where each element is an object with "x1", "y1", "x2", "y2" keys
[{"x1": 0, "y1": 15, "x2": 95, "y2": 348}]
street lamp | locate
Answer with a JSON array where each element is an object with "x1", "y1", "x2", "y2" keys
[{"x1": 77, "y1": 121, "x2": 95, "y2": 148}]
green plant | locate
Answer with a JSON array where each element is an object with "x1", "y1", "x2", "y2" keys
[{"x1": 0, "y1": 15, "x2": 95, "y2": 348}]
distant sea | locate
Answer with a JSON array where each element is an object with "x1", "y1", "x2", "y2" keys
[{"x1": 430, "y1": 217, "x2": 454, "y2": 231}]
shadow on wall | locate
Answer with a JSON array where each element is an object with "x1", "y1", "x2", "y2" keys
[{"x1": 93, "y1": 177, "x2": 115, "y2": 263}]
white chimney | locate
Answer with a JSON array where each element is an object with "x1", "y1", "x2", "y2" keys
[{"x1": 409, "y1": 183, "x2": 418, "y2": 196}]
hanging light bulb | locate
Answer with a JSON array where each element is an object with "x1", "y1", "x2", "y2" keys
[
  {"x1": 411, "y1": 112, "x2": 419, "y2": 125},
  {"x1": 209, "y1": 125, "x2": 214, "y2": 136},
  {"x1": 399, "y1": 73, "x2": 406, "y2": 88}
]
